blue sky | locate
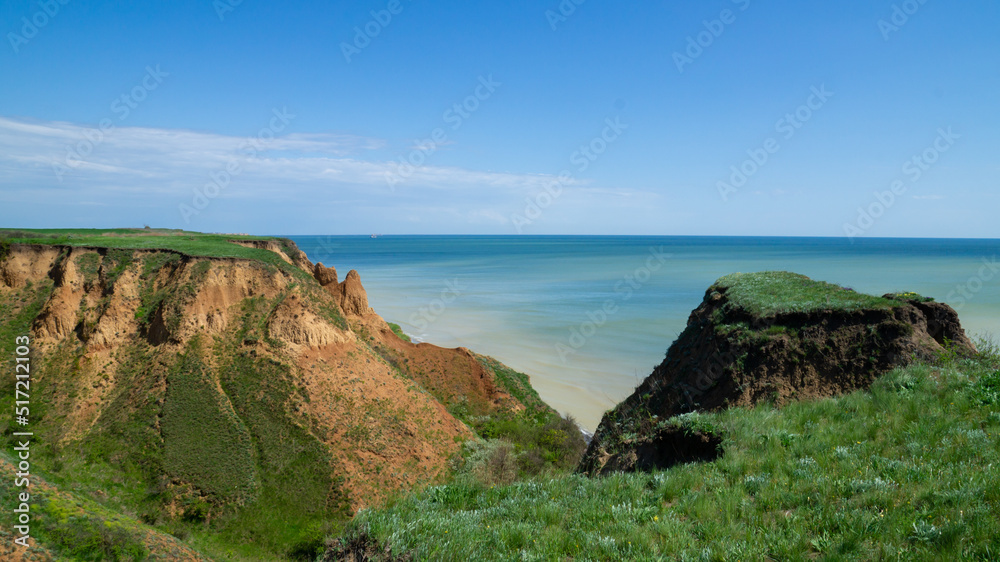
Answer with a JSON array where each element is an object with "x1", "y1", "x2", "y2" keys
[{"x1": 1, "y1": 0, "x2": 997, "y2": 236}]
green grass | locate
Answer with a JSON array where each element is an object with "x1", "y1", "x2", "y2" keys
[
  {"x1": 388, "y1": 322, "x2": 412, "y2": 343},
  {"x1": 133, "y1": 255, "x2": 177, "y2": 325},
  {"x1": 0, "y1": 227, "x2": 309, "y2": 279},
  {"x1": 476, "y1": 355, "x2": 551, "y2": 415},
  {"x1": 0, "y1": 450, "x2": 197, "y2": 561},
  {"x1": 454, "y1": 412, "x2": 587, "y2": 484},
  {"x1": 0, "y1": 279, "x2": 54, "y2": 364},
  {"x1": 161, "y1": 336, "x2": 259, "y2": 505},
  {"x1": 972, "y1": 369, "x2": 1000, "y2": 405},
  {"x1": 102, "y1": 248, "x2": 135, "y2": 289},
  {"x1": 34, "y1": 513, "x2": 149, "y2": 561},
  {"x1": 194, "y1": 345, "x2": 351, "y2": 561},
  {"x1": 75, "y1": 252, "x2": 101, "y2": 286},
  {"x1": 439, "y1": 357, "x2": 588, "y2": 481},
  {"x1": 1, "y1": 227, "x2": 266, "y2": 254},
  {"x1": 713, "y1": 271, "x2": 907, "y2": 318},
  {"x1": 0, "y1": 279, "x2": 55, "y2": 442},
  {"x1": 338, "y1": 345, "x2": 1000, "y2": 561}
]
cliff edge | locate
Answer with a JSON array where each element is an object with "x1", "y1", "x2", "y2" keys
[
  {"x1": 578, "y1": 271, "x2": 976, "y2": 476},
  {"x1": 0, "y1": 229, "x2": 572, "y2": 559}
]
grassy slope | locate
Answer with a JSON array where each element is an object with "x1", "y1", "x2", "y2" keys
[
  {"x1": 0, "y1": 453, "x2": 208, "y2": 561},
  {"x1": 41, "y1": 296, "x2": 349, "y2": 561},
  {"x1": 339, "y1": 347, "x2": 1000, "y2": 561}
]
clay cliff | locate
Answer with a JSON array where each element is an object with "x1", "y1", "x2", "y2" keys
[
  {"x1": 578, "y1": 271, "x2": 976, "y2": 476},
  {"x1": 0, "y1": 238, "x2": 541, "y2": 543}
]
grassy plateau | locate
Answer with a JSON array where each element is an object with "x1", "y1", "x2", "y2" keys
[
  {"x1": 0, "y1": 227, "x2": 306, "y2": 277},
  {"x1": 711, "y1": 271, "x2": 908, "y2": 317}
]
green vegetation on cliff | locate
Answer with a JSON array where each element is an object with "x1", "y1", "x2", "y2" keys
[
  {"x1": 0, "y1": 246, "x2": 353, "y2": 560},
  {"x1": 0, "y1": 235, "x2": 577, "y2": 560},
  {"x1": 387, "y1": 322, "x2": 411, "y2": 343},
  {"x1": 0, "y1": 227, "x2": 306, "y2": 277},
  {"x1": 578, "y1": 271, "x2": 973, "y2": 477},
  {"x1": 0, "y1": 454, "x2": 203, "y2": 561},
  {"x1": 333, "y1": 344, "x2": 1000, "y2": 561},
  {"x1": 713, "y1": 271, "x2": 908, "y2": 317}
]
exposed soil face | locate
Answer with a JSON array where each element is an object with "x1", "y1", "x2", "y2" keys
[
  {"x1": 315, "y1": 262, "x2": 339, "y2": 286},
  {"x1": 594, "y1": 426, "x2": 724, "y2": 474},
  {"x1": 0, "y1": 241, "x2": 534, "y2": 520},
  {"x1": 295, "y1": 341, "x2": 473, "y2": 509},
  {"x1": 334, "y1": 270, "x2": 374, "y2": 317},
  {"x1": 0, "y1": 244, "x2": 62, "y2": 290},
  {"x1": 579, "y1": 278, "x2": 977, "y2": 476},
  {"x1": 369, "y1": 322, "x2": 523, "y2": 416}
]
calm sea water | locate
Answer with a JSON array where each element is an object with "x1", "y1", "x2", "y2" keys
[{"x1": 289, "y1": 236, "x2": 1000, "y2": 432}]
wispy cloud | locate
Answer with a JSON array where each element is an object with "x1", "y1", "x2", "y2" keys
[
  {"x1": 0, "y1": 116, "x2": 586, "y2": 228},
  {"x1": 0, "y1": 117, "x2": 578, "y2": 189}
]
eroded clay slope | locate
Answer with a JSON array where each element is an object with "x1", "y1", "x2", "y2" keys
[{"x1": 0, "y1": 240, "x2": 533, "y2": 527}]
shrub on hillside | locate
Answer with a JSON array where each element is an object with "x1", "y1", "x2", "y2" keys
[
  {"x1": 454, "y1": 439, "x2": 520, "y2": 486},
  {"x1": 42, "y1": 515, "x2": 149, "y2": 561},
  {"x1": 973, "y1": 370, "x2": 1000, "y2": 405},
  {"x1": 473, "y1": 411, "x2": 586, "y2": 475}
]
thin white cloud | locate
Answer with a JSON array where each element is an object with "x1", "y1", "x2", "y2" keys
[
  {"x1": 466, "y1": 209, "x2": 509, "y2": 225},
  {"x1": 0, "y1": 116, "x2": 688, "y2": 233},
  {"x1": 0, "y1": 116, "x2": 575, "y2": 195}
]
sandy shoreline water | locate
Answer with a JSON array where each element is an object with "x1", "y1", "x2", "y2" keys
[{"x1": 291, "y1": 235, "x2": 1000, "y2": 432}]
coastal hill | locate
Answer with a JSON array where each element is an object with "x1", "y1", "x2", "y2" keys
[
  {"x1": 578, "y1": 271, "x2": 977, "y2": 475},
  {"x1": 0, "y1": 229, "x2": 582, "y2": 560},
  {"x1": 324, "y1": 271, "x2": 999, "y2": 561}
]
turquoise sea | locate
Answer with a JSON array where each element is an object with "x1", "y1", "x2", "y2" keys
[{"x1": 289, "y1": 236, "x2": 1000, "y2": 432}]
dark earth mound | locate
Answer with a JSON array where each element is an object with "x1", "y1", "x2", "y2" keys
[
  {"x1": 322, "y1": 531, "x2": 414, "y2": 562},
  {"x1": 578, "y1": 272, "x2": 976, "y2": 476}
]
